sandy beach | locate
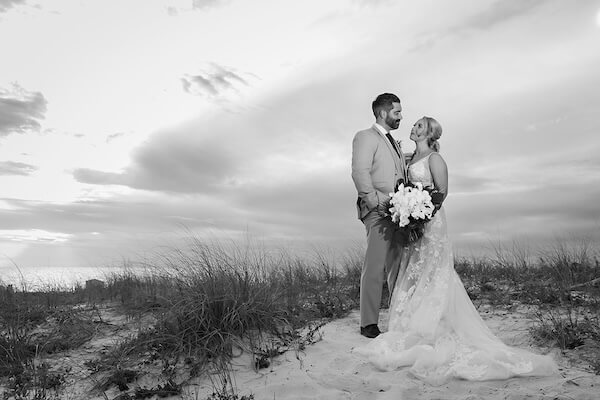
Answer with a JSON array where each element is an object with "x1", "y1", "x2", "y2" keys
[
  {"x1": 39, "y1": 303, "x2": 599, "y2": 400},
  {"x1": 214, "y1": 307, "x2": 598, "y2": 400}
]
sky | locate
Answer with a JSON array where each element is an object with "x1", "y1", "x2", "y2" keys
[{"x1": 1, "y1": 0, "x2": 599, "y2": 284}]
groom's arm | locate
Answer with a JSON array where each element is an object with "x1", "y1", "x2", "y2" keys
[{"x1": 351, "y1": 131, "x2": 389, "y2": 213}]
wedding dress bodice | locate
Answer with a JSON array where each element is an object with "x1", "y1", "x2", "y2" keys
[{"x1": 408, "y1": 153, "x2": 434, "y2": 188}]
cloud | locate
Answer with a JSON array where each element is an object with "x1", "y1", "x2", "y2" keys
[
  {"x1": 72, "y1": 60, "x2": 359, "y2": 196},
  {"x1": 0, "y1": 0, "x2": 25, "y2": 13},
  {"x1": 106, "y1": 132, "x2": 126, "y2": 143},
  {"x1": 74, "y1": 129, "x2": 239, "y2": 193},
  {"x1": 181, "y1": 64, "x2": 249, "y2": 99},
  {"x1": 0, "y1": 193, "x2": 284, "y2": 241},
  {"x1": 3, "y1": 159, "x2": 359, "y2": 249},
  {"x1": 72, "y1": 169, "x2": 126, "y2": 186},
  {"x1": 352, "y1": 0, "x2": 392, "y2": 7},
  {"x1": 226, "y1": 165, "x2": 357, "y2": 237},
  {"x1": 0, "y1": 229, "x2": 71, "y2": 243},
  {"x1": 409, "y1": 0, "x2": 549, "y2": 52},
  {"x1": 461, "y1": 0, "x2": 547, "y2": 31},
  {"x1": 448, "y1": 180, "x2": 600, "y2": 243},
  {"x1": 449, "y1": 173, "x2": 490, "y2": 194},
  {"x1": 67, "y1": 6, "x2": 600, "y2": 259},
  {"x1": 67, "y1": 64, "x2": 366, "y2": 242},
  {"x1": 0, "y1": 161, "x2": 38, "y2": 176},
  {"x1": 166, "y1": 0, "x2": 229, "y2": 16},
  {"x1": 0, "y1": 83, "x2": 47, "y2": 136},
  {"x1": 192, "y1": 0, "x2": 229, "y2": 10}
]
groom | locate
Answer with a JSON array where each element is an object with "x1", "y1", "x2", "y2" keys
[{"x1": 351, "y1": 93, "x2": 408, "y2": 338}]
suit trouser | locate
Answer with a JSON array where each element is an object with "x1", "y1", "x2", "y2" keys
[{"x1": 360, "y1": 210, "x2": 404, "y2": 327}]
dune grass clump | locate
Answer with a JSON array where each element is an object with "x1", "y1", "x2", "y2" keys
[
  {"x1": 88, "y1": 239, "x2": 362, "y2": 395},
  {"x1": 0, "y1": 283, "x2": 86, "y2": 399},
  {"x1": 528, "y1": 241, "x2": 600, "y2": 371}
]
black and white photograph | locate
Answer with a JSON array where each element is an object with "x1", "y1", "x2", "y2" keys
[{"x1": 1, "y1": 0, "x2": 599, "y2": 398}]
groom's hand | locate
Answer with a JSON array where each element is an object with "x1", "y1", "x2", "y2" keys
[
  {"x1": 430, "y1": 191, "x2": 444, "y2": 205},
  {"x1": 429, "y1": 190, "x2": 444, "y2": 217},
  {"x1": 377, "y1": 194, "x2": 391, "y2": 217}
]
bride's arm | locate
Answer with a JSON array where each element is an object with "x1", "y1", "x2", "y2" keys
[{"x1": 429, "y1": 153, "x2": 448, "y2": 205}]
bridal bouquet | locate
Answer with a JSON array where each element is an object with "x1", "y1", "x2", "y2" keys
[{"x1": 388, "y1": 182, "x2": 442, "y2": 242}]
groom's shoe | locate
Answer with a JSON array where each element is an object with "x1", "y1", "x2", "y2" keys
[{"x1": 360, "y1": 324, "x2": 381, "y2": 338}]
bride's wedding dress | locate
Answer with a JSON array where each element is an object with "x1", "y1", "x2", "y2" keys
[{"x1": 354, "y1": 153, "x2": 558, "y2": 385}]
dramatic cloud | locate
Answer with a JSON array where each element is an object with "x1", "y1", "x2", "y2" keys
[
  {"x1": 0, "y1": 161, "x2": 37, "y2": 176},
  {"x1": 0, "y1": 0, "x2": 25, "y2": 13},
  {"x1": 1, "y1": 0, "x2": 598, "y2": 276},
  {"x1": 70, "y1": 27, "x2": 600, "y2": 251},
  {"x1": 0, "y1": 84, "x2": 47, "y2": 136},
  {"x1": 181, "y1": 64, "x2": 249, "y2": 99}
]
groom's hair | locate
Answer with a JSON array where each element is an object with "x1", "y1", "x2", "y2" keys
[{"x1": 372, "y1": 93, "x2": 400, "y2": 118}]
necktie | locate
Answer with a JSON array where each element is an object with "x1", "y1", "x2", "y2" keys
[
  {"x1": 386, "y1": 133, "x2": 407, "y2": 187},
  {"x1": 386, "y1": 133, "x2": 401, "y2": 158}
]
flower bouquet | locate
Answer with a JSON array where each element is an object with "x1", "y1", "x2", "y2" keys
[{"x1": 388, "y1": 182, "x2": 443, "y2": 242}]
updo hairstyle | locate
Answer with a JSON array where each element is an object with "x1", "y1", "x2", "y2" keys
[{"x1": 423, "y1": 116, "x2": 442, "y2": 152}]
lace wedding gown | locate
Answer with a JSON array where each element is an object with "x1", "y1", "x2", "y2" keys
[{"x1": 354, "y1": 153, "x2": 558, "y2": 385}]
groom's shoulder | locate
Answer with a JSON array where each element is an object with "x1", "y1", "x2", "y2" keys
[{"x1": 353, "y1": 126, "x2": 377, "y2": 139}]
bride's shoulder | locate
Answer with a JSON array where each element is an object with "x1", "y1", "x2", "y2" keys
[
  {"x1": 428, "y1": 152, "x2": 445, "y2": 162},
  {"x1": 428, "y1": 152, "x2": 447, "y2": 169}
]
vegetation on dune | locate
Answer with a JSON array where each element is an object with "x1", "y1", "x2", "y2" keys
[{"x1": 0, "y1": 236, "x2": 599, "y2": 399}]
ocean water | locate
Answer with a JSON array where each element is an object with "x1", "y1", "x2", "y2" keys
[{"x1": 0, "y1": 264, "x2": 151, "y2": 289}]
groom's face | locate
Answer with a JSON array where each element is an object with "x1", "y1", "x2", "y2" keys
[{"x1": 384, "y1": 102, "x2": 402, "y2": 130}]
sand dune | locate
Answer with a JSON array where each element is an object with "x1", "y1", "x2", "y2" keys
[
  {"x1": 199, "y1": 307, "x2": 598, "y2": 400},
  {"x1": 24, "y1": 304, "x2": 599, "y2": 400}
]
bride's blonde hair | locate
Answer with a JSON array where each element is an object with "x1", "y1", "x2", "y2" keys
[{"x1": 423, "y1": 116, "x2": 442, "y2": 152}]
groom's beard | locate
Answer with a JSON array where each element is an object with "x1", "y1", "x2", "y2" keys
[{"x1": 386, "y1": 116, "x2": 400, "y2": 130}]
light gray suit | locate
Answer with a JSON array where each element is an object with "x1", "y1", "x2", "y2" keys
[{"x1": 351, "y1": 125, "x2": 407, "y2": 327}]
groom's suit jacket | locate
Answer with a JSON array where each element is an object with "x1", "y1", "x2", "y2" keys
[{"x1": 351, "y1": 125, "x2": 407, "y2": 220}]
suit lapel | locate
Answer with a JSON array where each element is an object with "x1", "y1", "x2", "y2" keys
[
  {"x1": 372, "y1": 126, "x2": 406, "y2": 179},
  {"x1": 392, "y1": 138, "x2": 408, "y2": 183},
  {"x1": 395, "y1": 140, "x2": 408, "y2": 182}
]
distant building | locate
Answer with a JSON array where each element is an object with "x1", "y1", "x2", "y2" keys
[
  {"x1": 85, "y1": 279, "x2": 105, "y2": 302},
  {"x1": 0, "y1": 284, "x2": 14, "y2": 302},
  {"x1": 85, "y1": 279, "x2": 105, "y2": 289}
]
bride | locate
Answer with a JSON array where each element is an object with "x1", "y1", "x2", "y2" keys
[{"x1": 354, "y1": 116, "x2": 558, "y2": 385}]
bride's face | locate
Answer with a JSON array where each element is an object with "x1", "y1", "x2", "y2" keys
[{"x1": 410, "y1": 118, "x2": 428, "y2": 142}]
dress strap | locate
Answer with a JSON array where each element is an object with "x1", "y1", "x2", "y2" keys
[{"x1": 409, "y1": 151, "x2": 435, "y2": 167}]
